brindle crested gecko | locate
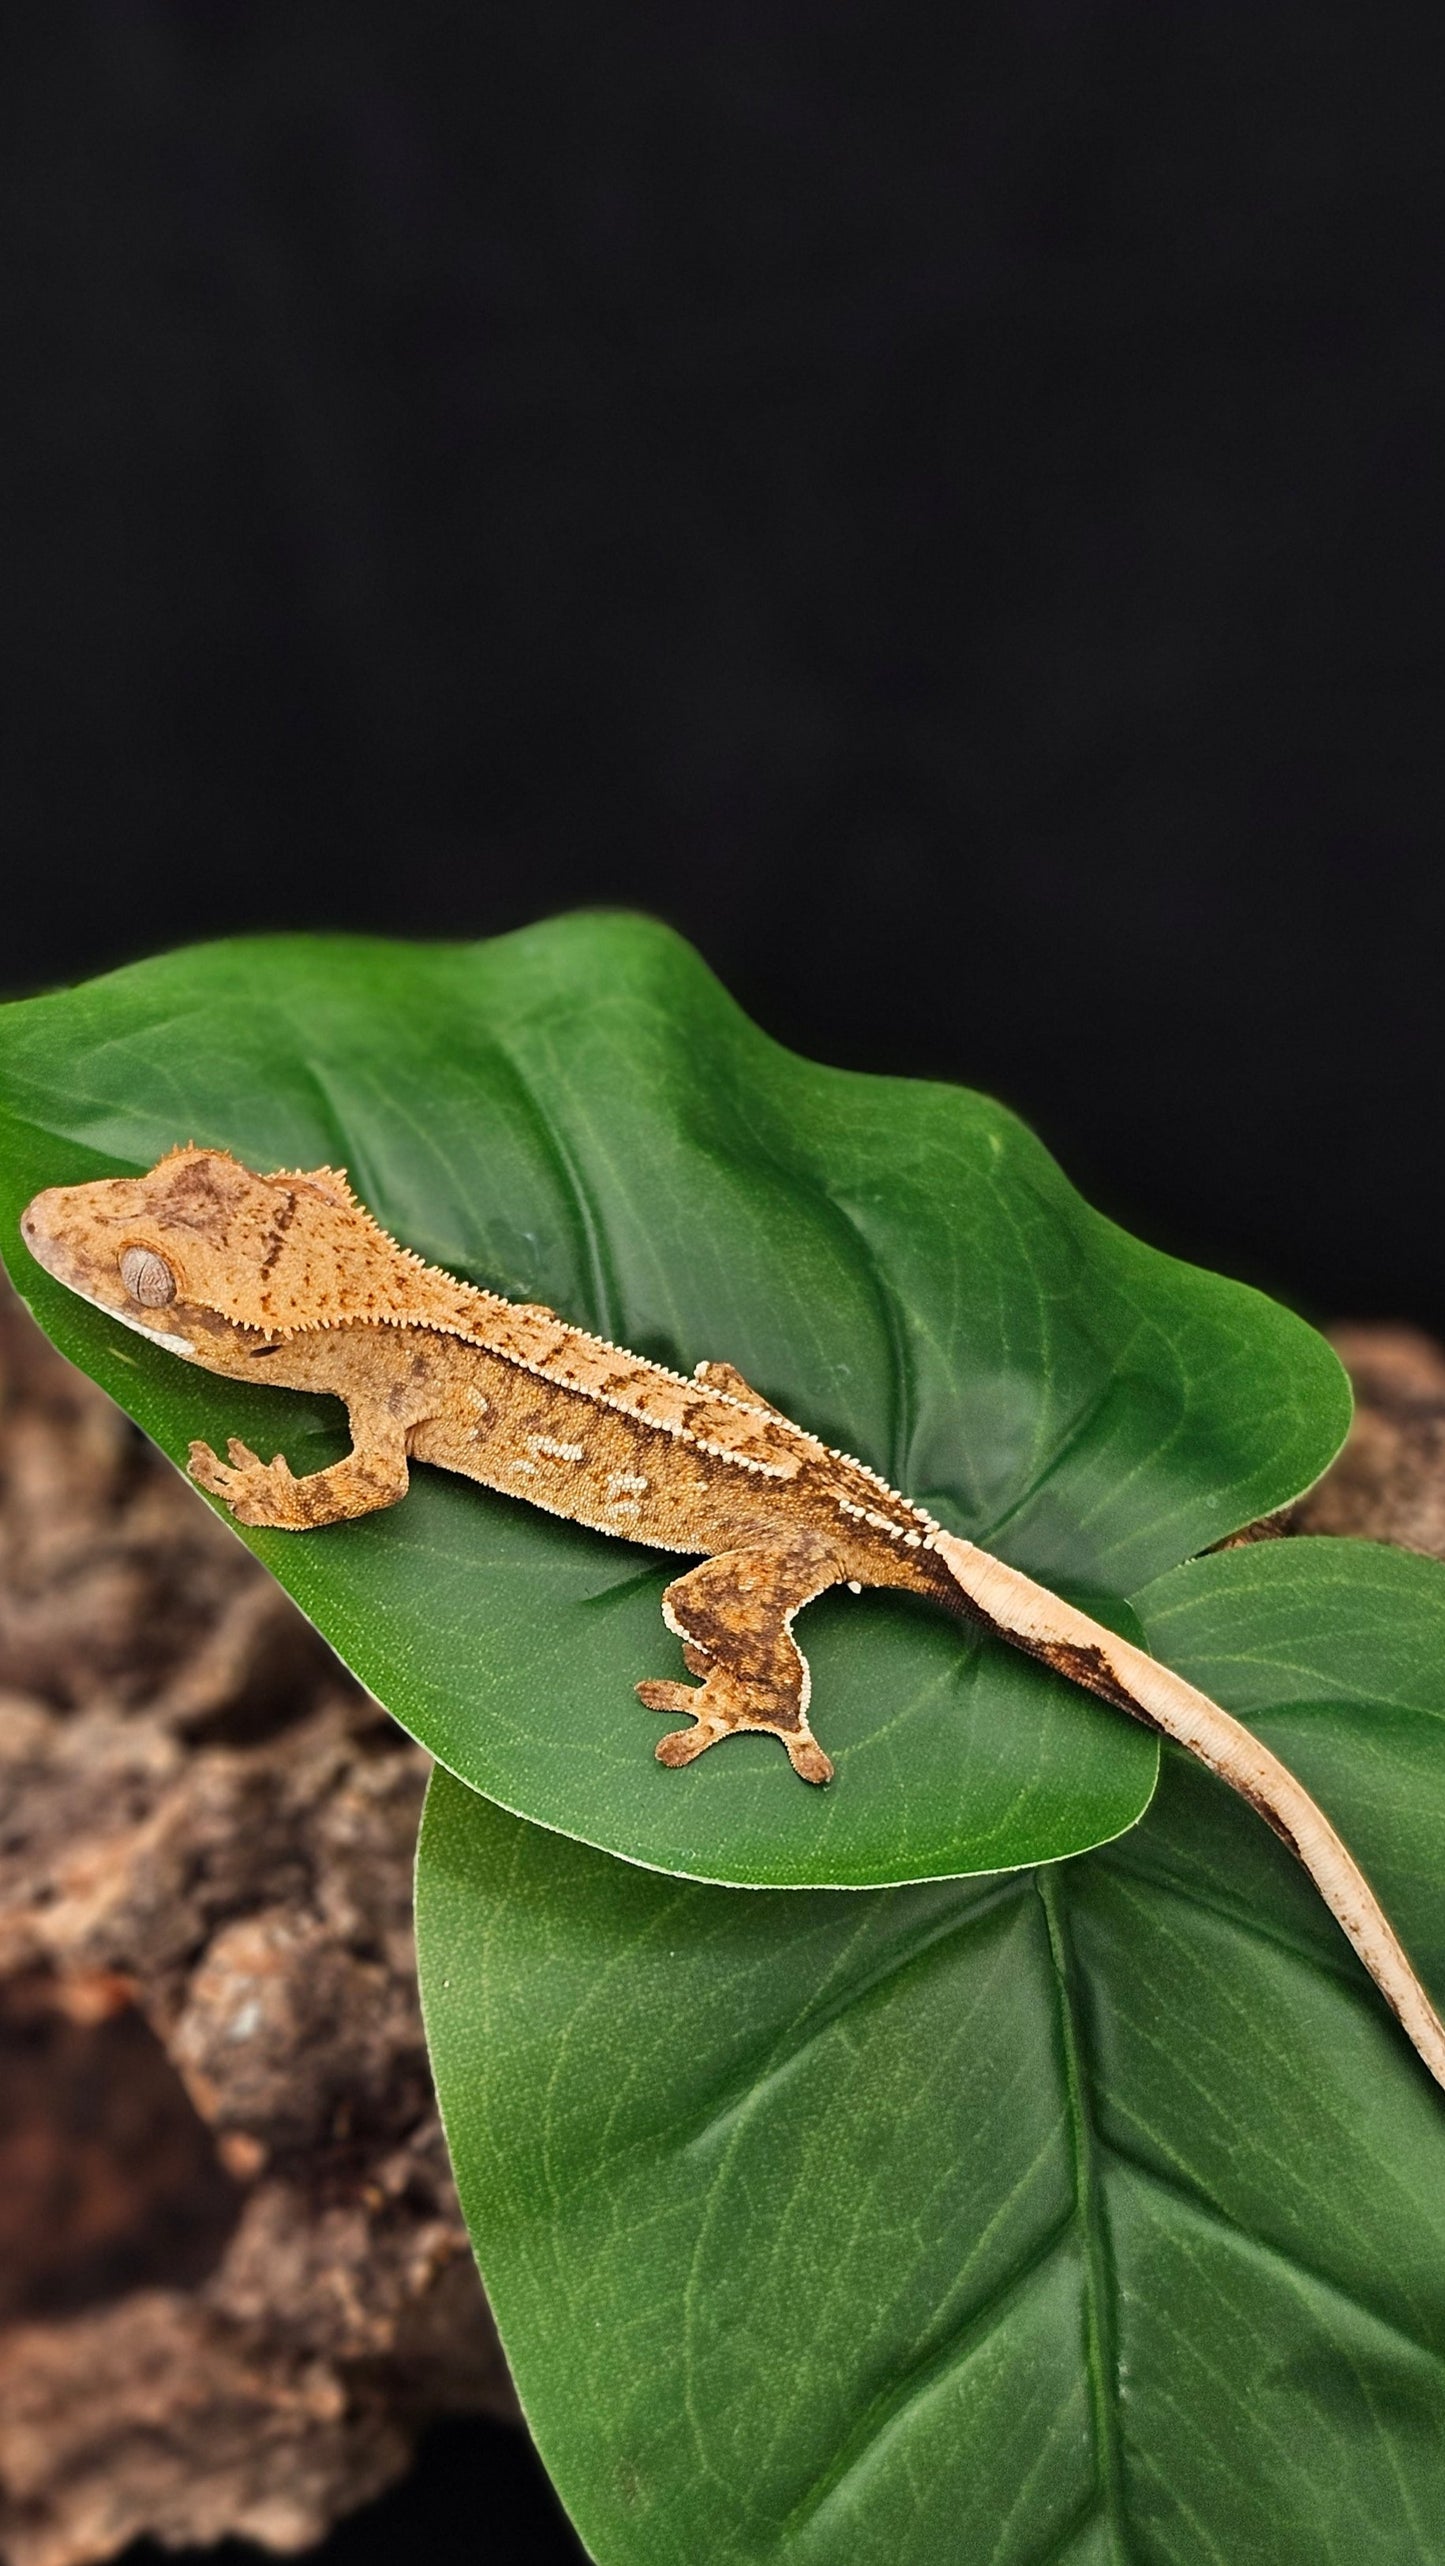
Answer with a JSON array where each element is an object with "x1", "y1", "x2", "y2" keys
[{"x1": 19, "y1": 1146, "x2": 1445, "y2": 2094}]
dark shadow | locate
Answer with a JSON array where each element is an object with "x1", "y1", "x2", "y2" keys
[
  {"x1": 0, "y1": 1970, "x2": 242, "y2": 2321},
  {"x1": 118, "y1": 2416, "x2": 589, "y2": 2566}
]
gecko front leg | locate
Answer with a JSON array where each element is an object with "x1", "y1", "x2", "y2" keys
[
  {"x1": 188, "y1": 1402, "x2": 411, "y2": 1529},
  {"x1": 637, "y1": 1531, "x2": 844, "y2": 1784}
]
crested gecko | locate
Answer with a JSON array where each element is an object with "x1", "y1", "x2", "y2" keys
[{"x1": 19, "y1": 1145, "x2": 1445, "y2": 2092}]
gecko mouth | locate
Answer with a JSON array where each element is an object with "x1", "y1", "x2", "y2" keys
[{"x1": 51, "y1": 1277, "x2": 197, "y2": 1359}]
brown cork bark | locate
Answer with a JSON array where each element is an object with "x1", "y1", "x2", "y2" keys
[
  {"x1": 1289, "y1": 1324, "x2": 1445, "y2": 1556},
  {"x1": 0, "y1": 1285, "x2": 515, "y2": 2566},
  {"x1": 1, "y1": 1285, "x2": 1442, "y2": 2566}
]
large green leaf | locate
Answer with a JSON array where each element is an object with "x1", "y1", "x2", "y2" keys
[
  {"x1": 0, "y1": 916, "x2": 1347, "y2": 1885},
  {"x1": 418, "y1": 1537, "x2": 1445, "y2": 2566}
]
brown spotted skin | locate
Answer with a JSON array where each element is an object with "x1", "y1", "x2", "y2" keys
[{"x1": 20, "y1": 1148, "x2": 961, "y2": 1782}]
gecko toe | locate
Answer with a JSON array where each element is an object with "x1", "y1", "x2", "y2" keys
[
  {"x1": 786, "y1": 1736, "x2": 834, "y2": 1786},
  {"x1": 636, "y1": 1680, "x2": 697, "y2": 1715},
  {"x1": 654, "y1": 1723, "x2": 722, "y2": 1767},
  {"x1": 226, "y1": 1438, "x2": 262, "y2": 1470},
  {"x1": 639, "y1": 1678, "x2": 726, "y2": 1765}
]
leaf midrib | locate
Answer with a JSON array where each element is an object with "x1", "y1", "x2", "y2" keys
[{"x1": 1037, "y1": 1867, "x2": 1131, "y2": 2566}]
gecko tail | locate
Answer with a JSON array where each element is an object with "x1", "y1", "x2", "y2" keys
[{"x1": 928, "y1": 1527, "x2": 1445, "y2": 2098}]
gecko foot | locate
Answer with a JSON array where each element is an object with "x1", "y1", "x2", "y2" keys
[
  {"x1": 636, "y1": 1675, "x2": 834, "y2": 1786},
  {"x1": 638, "y1": 1540, "x2": 842, "y2": 1786},
  {"x1": 188, "y1": 1437, "x2": 300, "y2": 1526}
]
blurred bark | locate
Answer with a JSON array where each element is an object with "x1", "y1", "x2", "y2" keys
[
  {"x1": 1289, "y1": 1325, "x2": 1445, "y2": 1556},
  {"x1": 1, "y1": 1286, "x2": 1442, "y2": 2564},
  {"x1": 0, "y1": 1287, "x2": 514, "y2": 2566}
]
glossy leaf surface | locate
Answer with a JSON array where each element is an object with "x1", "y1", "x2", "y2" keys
[
  {"x1": 0, "y1": 916, "x2": 1347, "y2": 1884},
  {"x1": 418, "y1": 1539, "x2": 1445, "y2": 2565}
]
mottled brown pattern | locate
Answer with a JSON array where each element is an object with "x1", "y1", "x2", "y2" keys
[
  {"x1": 22, "y1": 1150, "x2": 960, "y2": 1781},
  {"x1": 640, "y1": 1532, "x2": 843, "y2": 1782}
]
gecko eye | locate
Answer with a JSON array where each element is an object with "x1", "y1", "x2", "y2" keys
[{"x1": 119, "y1": 1246, "x2": 177, "y2": 1307}]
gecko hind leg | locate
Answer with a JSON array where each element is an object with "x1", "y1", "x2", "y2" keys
[{"x1": 636, "y1": 1534, "x2": 843, "y2": 1785}]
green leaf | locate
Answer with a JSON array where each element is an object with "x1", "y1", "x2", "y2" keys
[
  {"x1": 417, "y1": 1538, "x2": 1445, "y2": 2566},
  {"x1": 0, "y1": 915, "x2": 1347, "y2": 1886}
]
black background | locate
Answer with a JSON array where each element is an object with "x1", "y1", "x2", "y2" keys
[{"x1": 6, "y1": 7, "x2": 1444, "y2": 2559}]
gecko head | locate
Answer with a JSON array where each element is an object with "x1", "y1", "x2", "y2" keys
[{"x1": 20, "y1": 1146, "x2": 414, "y2": 1365}]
